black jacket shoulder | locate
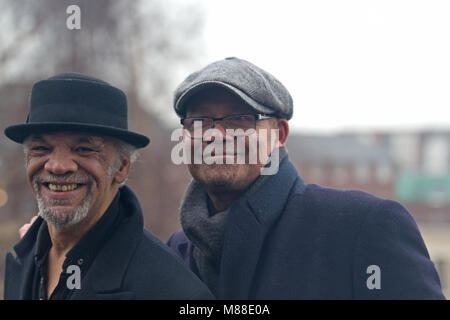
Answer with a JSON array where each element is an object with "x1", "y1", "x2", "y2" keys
[{"x1": 122, "y1": 229, "x2": 213, "y2": 299}]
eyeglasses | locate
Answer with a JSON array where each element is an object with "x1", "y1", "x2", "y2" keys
[{"x1": 181, "y1": 113, "x2": 273, "y2": 139}]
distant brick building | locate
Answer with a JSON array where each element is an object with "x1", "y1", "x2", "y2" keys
[{"x1": 287, "y1": 133, "x2": 395, "y2": 199}]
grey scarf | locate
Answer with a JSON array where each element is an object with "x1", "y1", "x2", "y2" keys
[{"x1": 180, "y1": 147, "x2": 287, "y2": 295}]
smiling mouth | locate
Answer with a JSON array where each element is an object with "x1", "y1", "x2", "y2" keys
[{"x1": 44, "y1": 183, "x2": 84, "y2": 192}]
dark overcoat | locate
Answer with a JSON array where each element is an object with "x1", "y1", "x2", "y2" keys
[
  {"x1": 4, "y1": 186, "x2": 213, "y2": 300},
  {"x1": 167, "y1": 157, "x2": 445, "y2": 299}
]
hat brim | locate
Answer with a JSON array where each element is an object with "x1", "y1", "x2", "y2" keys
[
  {"x1": 4, "y1": 122, "x2": 150, "y2": 148},
  {"x1": 175, "y1": 81, "x2": 275, "y2": 118}
]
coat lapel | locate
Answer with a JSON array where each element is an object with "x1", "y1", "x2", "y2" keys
[
  {"x1": 70, "y1": 186, "x2": 143, "y2": 300},
  {"x1": 218, "y1": 157, "x2": 305, "y2": 299},
  {"x1": 69, "y1": 222, "x2": 140, "y2": 300}
]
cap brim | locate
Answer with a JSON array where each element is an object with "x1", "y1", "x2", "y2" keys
[
  {"x1": 175, "y1": 81, "x2": 275, "y2": 118},
  {"x1": 4, "y1": 122, "x2": 150, "y2": 148}
]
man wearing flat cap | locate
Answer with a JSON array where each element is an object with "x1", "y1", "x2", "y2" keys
[
  {"x1": 3, "y1": 73, "x2": 213, "y2": 300},
  {"x1": 167, "y1": 57, "x2": 445, "y2": 299}
]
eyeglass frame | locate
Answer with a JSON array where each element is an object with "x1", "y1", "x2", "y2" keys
[{"x1": 180, "y1": 113, "x2": 274, "y2": 139}]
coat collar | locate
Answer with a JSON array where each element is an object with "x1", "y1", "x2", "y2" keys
[
  {"x1": 218, "y1": 155, "x2": 306, "y2": 299},
  {"x1": 13, "y1": 215, "x2": 44, "y2": 261}
]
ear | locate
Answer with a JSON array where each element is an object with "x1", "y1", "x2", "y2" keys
[
  {"x1": 276, "y1": 119, "x2": 289, "y2": 147},
  {"x1": 112, "y1": 155, "x2": 131, "y2": 185}
]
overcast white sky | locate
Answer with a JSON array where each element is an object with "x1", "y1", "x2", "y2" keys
[{"x1": 195, "y1": 0, "x2": 450, "y2": 133}]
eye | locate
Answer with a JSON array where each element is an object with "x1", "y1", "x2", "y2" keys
[
  {"x1": 191, "y1": 118, "x2": 207, "y2": 124},
  {"x1": 76, "y1": 147, "x2": 95, "y2": 153},
  {"x1": 183, "y1": 118, "x2": 209, "y2": 128},
  {"x1": 31, "y1": 146, "x2": 50, "y2": 151}
]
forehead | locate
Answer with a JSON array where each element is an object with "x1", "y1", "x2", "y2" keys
[
  {"x1": 185, "y1": 87, "x2": 256, "y2": 117},
  {"x1": 25, "y1": 132, "x2": 110, "y2": 145}
]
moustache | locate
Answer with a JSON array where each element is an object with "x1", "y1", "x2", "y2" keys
[{"x1": 32, "y1": 172, "x2": 94, "y2": 186}]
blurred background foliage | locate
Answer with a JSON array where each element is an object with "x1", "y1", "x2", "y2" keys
[{"x1": 0, "y1": 0, "x2": 205, "y2": 298}]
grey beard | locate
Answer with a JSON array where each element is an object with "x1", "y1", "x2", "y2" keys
[
  {"x1": 33, "y1": 181, "x2": 93, "y2": 227},
  {"x1": 29, "y1": 157, "x2": 119, "y2": 227}
]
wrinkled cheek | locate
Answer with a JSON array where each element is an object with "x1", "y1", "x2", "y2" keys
[
  {"x1": 27, "y1": 163, "x2": 43, "y2": 190},
  {"x1": 182, "y1": 138, "x2": 195, "y2": 164}
]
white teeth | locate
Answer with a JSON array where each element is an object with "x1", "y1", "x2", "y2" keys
[{"x1": 48, "y1": 183, "x2": 79, "y2": 192}]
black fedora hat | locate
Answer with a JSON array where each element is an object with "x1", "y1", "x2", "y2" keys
[{"x1": 4, "y1": 72, "x2": 150, "y2": 148}]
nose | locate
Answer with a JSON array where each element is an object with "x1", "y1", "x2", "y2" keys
[
  {"x1": 213, "y1": 120, "x2": 226, "y2": 133},
  {"x1": 208, "y1": 121, "x2": 233, "y2": 142},
  {"x1": 44, "y1": 151, "x2": 78, "y2": 175}
]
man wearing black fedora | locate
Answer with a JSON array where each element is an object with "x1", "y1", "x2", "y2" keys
[{"x1": 3, "y1": 73, "x2": 213, "y2": 300}]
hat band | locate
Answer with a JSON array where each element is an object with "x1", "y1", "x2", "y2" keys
[{"x1": 28, "y1": 103, "x2": 128, "y2": 129}]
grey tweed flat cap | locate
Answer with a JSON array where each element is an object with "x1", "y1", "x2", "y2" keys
[{"x1": 173, "y1": 57, "x2": 293, "y2": 120}]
